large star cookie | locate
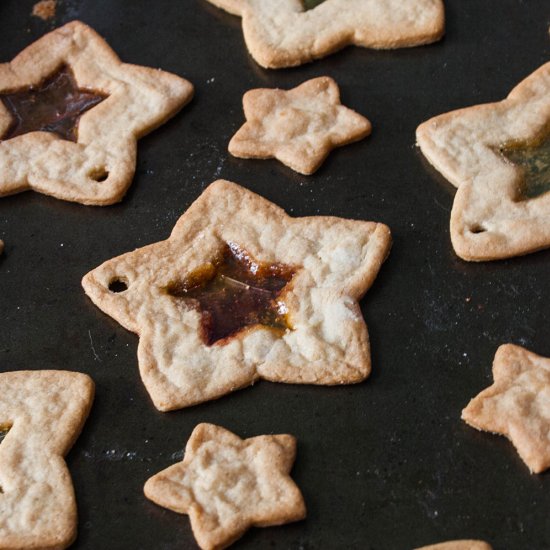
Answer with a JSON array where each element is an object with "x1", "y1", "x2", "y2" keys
[
  {"x1": 205, "y1": 0, "x2": 445, "y2": 68},
  {"x1": 82, "y1": 180, "x2": 391, "y2": 411},
  {"x1": 417, "y1": 61, "x2": 550, "y2": 261},
  {"x1": 462, "y1": 344, "x2": 550, "y2": 474},
  {"x1": 0, "y1": 21, "x2": 193, "y2": 205},
  {"x1": 144, "y1": 423, "x2": 306, "y2": 550},
  {"x1": 415, "y1": 541, "x2": 493, "y2": 550},
  {"x1": 229, "y1": 76, "x2": 371, "y2": 175},
  {"x1": 0, "y1": 370, "x2": 94, "y2": 549}
]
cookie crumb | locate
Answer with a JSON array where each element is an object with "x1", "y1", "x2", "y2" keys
[
  {"x1": 0, "y1": 240, "x2": 3, "y2": 255},
  {"x1": 32, "y1": 0, "x2": 56, "y2": 21}
]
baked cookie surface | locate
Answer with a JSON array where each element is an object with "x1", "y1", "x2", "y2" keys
[
  {"x1": 415, "y1": 541, "x2": 492, "y2": 550},
  {"x1": 205, "y1": 0, "x2": 445, "y2": 68},
  {"x1": 229, "y1": 76, "x2": 371, "y2": 175},
  {"x1": 417, "y1": 61, "x2": 550, "y2": 261},
  {"x1": 0, "y1": 370, "x2": 94, "y2": 549},
  {"x1": 82, "y1": 179, "x2": 391, "y2": 411},
  {"x1": 144, "y1": 423, "x2": 305, "y2": 550},
  {"x1": 0, "y1": 20, "x2": 193, "y2": 205},
  {"x1": 462, "y1": 344, "x2": 550, "y2": 474}
]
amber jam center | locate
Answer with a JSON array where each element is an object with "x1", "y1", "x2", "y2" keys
[
  {"x1": 165, "y1": 243, "x2": 297, "y2": 346},
  {"x1": 500, "y1": 135, "x2": 550, "y2": 199},
  {"x1": 0, "y1": 65, "x2": 107, "y2": 142}
]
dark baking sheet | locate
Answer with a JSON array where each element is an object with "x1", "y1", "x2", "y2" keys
[{"x1": 1, "y1": 1, "x2": 550, "y2": 549}]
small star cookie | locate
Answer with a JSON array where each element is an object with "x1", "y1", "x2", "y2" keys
[
  {"x1": 205, "y1": 0, "x2": 445, "y2": 69},
  {"x1": 417, "y1": 61, "x2": 550, "y2": 261},
  {"x1": 0, "y1": 370, "x2": 94, "y2": 549},
  {"x1": 82, "y1": 180, "x2": 391, "y2": 411},
  {"x1": 462, "y1": 344, "x2": 550, "y2": 474},
  {"x1": 0, "y1": 21, "x2": 193, "y2": 205},
  {"x1": 415, "y1": 541, "x2": 493, "y2": 550},
  {"x1": 229, "y1": 76, "x2": 371, "y2": 175},
  {"x1": 144, "y1": 423, "x2": 306, "y2": 550}
]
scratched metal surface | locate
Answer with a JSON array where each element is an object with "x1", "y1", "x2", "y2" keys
[{"x1": 0, "y1": 1, "x2": 549, "y2": 549}]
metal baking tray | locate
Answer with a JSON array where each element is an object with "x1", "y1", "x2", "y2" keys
[{"x1": 0, "y1": 1, "x2": 549, "y2": 548}]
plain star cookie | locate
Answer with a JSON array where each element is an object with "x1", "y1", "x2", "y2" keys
[
  {"x1": 415, "y1": 541, "x2": 492, "y2": 550},
  {"x1": 144, "y1": 423, "x2": 306, "y2": 550},
  {"x1": 0, "y1": 21, "x2": 193, "y2": 205},
  {"x1": 0, "y1": 370, "x2": 94, "y2": 549},
  {"x1": 205, "y1": 0, "x2": 445, "y2": 68},
  {"x1": 462, "y1": 344, "x2": 550, "y2": 474},
  {"x1": 229, "y1": 76, "x2": 371, "y2": 175},
  {"x1": 417, "y1": 61, "x2": 550, "y2": 261},
  {"x1": 82, "y1": 180, "x2": 391, "y2": 411}
]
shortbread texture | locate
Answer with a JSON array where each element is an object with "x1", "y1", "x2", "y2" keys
[
  {"x1": 206, "y1": 0, "x2": 445, "y2": 68},
  {"x1": 462, "y1": 344, "x2": 550, "y2": 474},
  {"x1": 0, "y1": 21, "x2": 193, "y2": 205},
  {"x1": 417, "y1": 61, "x2": 550, "y2": 261},
  {"x1": 82, "y1": 180, "x2": 391, "y2": 411},
  {"x1": 415, "y1": 541, "x2": 493, "y2": 550},
  {"x1": 0, "y1": 371, "x2": 94, "y2": 549},
  {"x1": 144, "y1": 423, "x2": 306, "y2": 550},
  {"x1": 229, "y1": 76, "x2": 371, "y2": 175}
]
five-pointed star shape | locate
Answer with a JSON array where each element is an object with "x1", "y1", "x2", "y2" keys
[
  {"x1": 417, "y1": 61, "x2": 550, "y2": 261},
  {"x1": 144, "y1": 423, "x2": 306, "y2": 550},
  {"x1": 462, "y1": 344, "x2": 550, "y2": 474},
  {"x1": 229, "y1": 77, "x2": 371, "y2": 175},
  {"x1": 82, "y1": 180, "x2": 391, "y2": 411},
  {"x1": 0, "y1": 370, "x2": 94, "y2": 549},
  {"x1": 205, "y1": 0, "x2": 445, "y2": 69},
  {"x1": 0, "y1": 21, "x2": 193, "y2": 205}
]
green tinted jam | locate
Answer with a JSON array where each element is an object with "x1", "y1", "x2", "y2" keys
[
  {"x1": 0, "y1": 424, "x2": 11, "y2": 445},
  {"x1": 500, "y1": 135, "x2": 550, "y2": 199},
  {"x1": 166, "y1": 243, "x2": 296, "y2": 346},
  {"x1": 303, "y1": 0, "x2": 327, "y2": 9},
  {"x1": 0, "y1": 65, "x2": 107, "y2": 142}
]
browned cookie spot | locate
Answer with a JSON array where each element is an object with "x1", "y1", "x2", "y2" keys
[
  {"x1": 0, "y1": 65, "x2": 107, "y2": 142},
  {"x1": 165, "y1": 243, "x2": 297, "y2": 346}
]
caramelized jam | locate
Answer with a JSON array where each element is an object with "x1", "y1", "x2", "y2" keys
[
  {"x1": 500, "y1": 135, "x2": 550, "y2": 199},
  {"x1": 166, "y1": 243, "x2": 296, "y2": 345},
  {"x1": 0, "y1": 65, "x2": 107, "y2": 142}
]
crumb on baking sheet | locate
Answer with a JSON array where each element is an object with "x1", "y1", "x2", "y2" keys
[
  {"x1": 32, "y1": 0, "x2": 56, "y2": 21},
  {"x1": 0, "y1": 240, "x2": 3, "y2": 255}
]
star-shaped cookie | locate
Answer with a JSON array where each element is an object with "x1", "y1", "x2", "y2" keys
[
  {"x1": 417, "y1": 61, "x2": 550, "y2": 261},
  {"x1": 462, "y1": 344, "x2": 550, "y2": 474},
  {"x1": 0, "y1": 370, "x2": 94, "y2": 549},
  {"x1": 82, "y1": 180, "x2": 391, "y2": 411},
  {"x1": 229, "y1": 76, "x2": 371, "y2": 175},
  {"x1": 205, "y1": 0, "x2": 445, "y2": 69},
  {"x1": 415, "y1": 541, "x2": 493, "y2": 550},
  {"x1": 144, "y1": 423, "x2": 306, "y2": 550},
  {"x1": 0, "y1": 21, "x2": 193, "y2": 205}
]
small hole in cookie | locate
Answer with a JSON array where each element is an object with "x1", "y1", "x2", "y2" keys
[
  {"x1": 469, "y1": 225, "x2": 487, "y2": 234},
  {"x1": 108, "y1": 278, "x2": 128, "y2": 293},
  {"x1": 88, "y1": 167, "x2": 109, "y2": 182}
]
